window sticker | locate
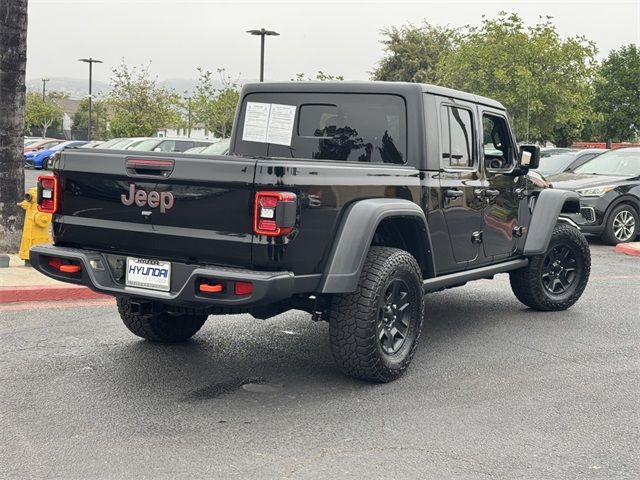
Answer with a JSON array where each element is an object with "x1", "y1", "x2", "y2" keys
[
  {"x1": 266, "y1": 104, "x2": 297, "y2": 146},
  {"x1": 242, "y1": 102, "x2": 271, "y2": 143},
  {"x1": 242, "y1": 102, "x2": 297, "y2": 146}
]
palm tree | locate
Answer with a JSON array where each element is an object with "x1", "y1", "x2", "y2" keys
[{"x1": 0, "y1": 0, "x2": 28, "y2": 252}]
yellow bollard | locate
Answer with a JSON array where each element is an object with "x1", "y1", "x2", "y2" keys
[{"x1": 17, "y1": 187, "x2": 52, "y2": 263}]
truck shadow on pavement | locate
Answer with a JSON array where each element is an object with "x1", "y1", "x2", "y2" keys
[{"x1": 101, "y1": 284, "x2": 568, "y2": 406}]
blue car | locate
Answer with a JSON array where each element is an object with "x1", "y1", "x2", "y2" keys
[{"x1": 25, "y1": 140, "x2": 88, "y2": 169}]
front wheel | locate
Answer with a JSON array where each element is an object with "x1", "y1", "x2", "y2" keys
[
  {"x1": 601, "y1": 204, "x2": 638, "y2": 245},
  {"x1": 510, "y1": 224, "x2": 591, "y2": 311},
  {"x1": 117, "y1": 296, "x2": 208, "y2": 342},
  {"x1": 328, "y1": 247, "x2": 424, "y2": 382}
]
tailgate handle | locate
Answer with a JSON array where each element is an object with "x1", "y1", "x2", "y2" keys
[{"x1": 125, "y1": 158, "x2": 175, "y2": 177}]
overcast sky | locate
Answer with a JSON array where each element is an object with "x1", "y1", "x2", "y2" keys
[{"x1": 27, "y1": 0, "x2": 640, "y2": 84}]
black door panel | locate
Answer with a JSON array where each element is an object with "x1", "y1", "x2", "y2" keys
[
  {"x1": 437, "y1": 101, "x2": 483, "y2": 266},
  {"x1": 480, "y1": 111, "x2": 523, "y2": 258}
]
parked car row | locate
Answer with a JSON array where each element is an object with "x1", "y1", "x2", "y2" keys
[
  {"x1": 534, "y1": 148, "x2": 605, "y2": 177},
  {"x1": 547, "y1": 147, "x2": 640, "y2": 245},
  {"x1": 26, "y1": 136, "x2": 231, "y2": 170},
  {"x1": 97, "y1": 137, "x2": 218, "y2": 153},
  {"x1": 23, "y1": 137, "x2": 64, "y2": 153},
  {"x1": 25, "y1": 140, "x2": 89, "y2": 169}
]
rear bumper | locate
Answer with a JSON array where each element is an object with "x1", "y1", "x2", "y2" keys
[{"x1": 30, "y1": 245, "x2": 318, "y2": 308}]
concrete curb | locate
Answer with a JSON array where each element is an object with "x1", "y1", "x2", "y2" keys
[
  {"x1": 614, "y1": 242, "x2": 640, "y2": 257},
  {"x1": 0, "y1": 285, "x2": 110, "y2": 304}
]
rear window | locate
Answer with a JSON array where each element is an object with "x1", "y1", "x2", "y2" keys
[{"x1": 235, "y1": 93, "x2": 407, "y2": 164}]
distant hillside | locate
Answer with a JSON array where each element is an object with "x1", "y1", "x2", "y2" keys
[
  {"x1": 159, "y1": 77, "x2": 256, "y2": 94},
  {"x1": 26, "y1": 77, "x2": 255, "y2": 99},
  {"x1": 26, "y1": 77, "x2": 110, "y2": 99},
  {"x1": 159, "y1": 78, "x2": 199, "y2": 95}
]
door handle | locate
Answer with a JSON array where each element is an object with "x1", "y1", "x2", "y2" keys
[
  {"x1": 444, "y1": 189, "x2": 464, "y2": 199},
  {"x1": 125, "y1": 157, "x2": 175, "y2": 178},
  {"x1": 484, "y1": 189, "x2": 500, "y2": 198}
]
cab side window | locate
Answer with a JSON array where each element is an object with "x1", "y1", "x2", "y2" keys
[
  {"x1": 482, "y1": 114, "x2": 515, "y2": 171},
  {"x1": 440, "y1": 106, "x2": 474, "y2": 169}
]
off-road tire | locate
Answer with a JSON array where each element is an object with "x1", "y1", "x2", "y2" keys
[
  {"x1": 601, "y1": 204, "x2": 639, "y2": 245},
  {"x1": 328, "y1": 247, "x2": 424, "y2": 382},
  {"x1": 117, "y1": 296, "x2": 208, "y2": 342},
  {"x1": 510, "y1": 224, "x2": 590, "y2": 311}
]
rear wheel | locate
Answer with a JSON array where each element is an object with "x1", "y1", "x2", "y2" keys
[
  {"x1": 116, "y1": 296, "x2": 208, "y2": 342},
  {"x1": 601, "y1": 204, "x2": 638, "y2": 245},
  {"x1": 328, "y1": 247, "x2": 424, "y2": 382},
  {"x1": 510, "y1": 224, "x2": 590, "y2": 311}
]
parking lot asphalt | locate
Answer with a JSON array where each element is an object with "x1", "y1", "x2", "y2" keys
[{"x1": 1, "y1": 241, "x2": 639, "y2": 479}]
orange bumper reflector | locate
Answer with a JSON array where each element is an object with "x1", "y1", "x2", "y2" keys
[
  {"x1": 199, "y1": 283, "x2": 223, "y2": 293},
  {"x1": 59, "y1": 264, "x2": 81, "y2": 273}
]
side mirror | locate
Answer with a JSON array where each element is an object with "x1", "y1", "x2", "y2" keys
[{"x1": 519, "y1": 144, "x2": 540, "y2": 170}]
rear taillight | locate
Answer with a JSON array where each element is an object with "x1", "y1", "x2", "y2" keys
[
  {"x1": 37, "y1": 175, "x2": 59, "y2": 214},
  {"x1": 253, "y1": 191, "x2": 297, "y2": 237}
]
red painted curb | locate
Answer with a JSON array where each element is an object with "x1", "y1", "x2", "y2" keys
[
  {"x1": 0, "y1": 285, "x2": 110, "y2": 304},
  {"x1": 614, "y1": 243, "x2": 640, "y2": 257}
]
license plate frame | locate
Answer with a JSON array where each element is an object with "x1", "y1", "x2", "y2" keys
[{"x1": 125, "y1": 257, "x2": 171, "y2": 292}]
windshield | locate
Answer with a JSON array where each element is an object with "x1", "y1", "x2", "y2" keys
[
  {"x1": 536, "y1": 152, "x2": 578, "y2": 176},
  {"x1": 574, "y1": 148, "x2": 640, "y2": 176},
  {"x1": 98, "y1": 138, "x2": 125, "y2": 149},
  {"x1": 130, "y1": 139, "x2": 162, "y2": 151},
  {"x1": 51, "y1": 142, "x2": 73, "y2": 151},
  {"x1": 124, "y1": 139, "x2": 148, "y2": 149},
  {"x1": 200, "y1": 138, "x2": 231, "y2": 155}
]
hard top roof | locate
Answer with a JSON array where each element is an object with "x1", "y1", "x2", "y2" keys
[{"x1": 241, "y1": 81, "x2": 505, "y2": 110}]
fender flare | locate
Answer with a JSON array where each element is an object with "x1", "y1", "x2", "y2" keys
[
  {"x1": 523, "y1": 189, "x2": 581, "y2": 255},
  {"x1": 319, "y1": 198, "x2": 434, "y2": 293}
]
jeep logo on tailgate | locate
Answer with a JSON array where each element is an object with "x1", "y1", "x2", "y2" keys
[{"x1": 121, "y1": 184, "x2": 174, "y2": 213}]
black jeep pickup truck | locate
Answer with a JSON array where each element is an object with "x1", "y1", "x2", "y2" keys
[{"x1": 31, "y1": 82, "x2": 591, "y2": 382}]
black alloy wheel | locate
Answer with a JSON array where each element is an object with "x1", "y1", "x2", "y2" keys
[
  {"x1": 541, "y1": 244, "x2": 579, "y2": 295},
  {"x1": 377, "y1": 279, "x2": 411, "y2": 355},
  {"x1": 328, "y1": 246, "x2": 424, "y2": 382},
  {"x1": 510, "y1": 224, "x2": 591, "y2": 311}
]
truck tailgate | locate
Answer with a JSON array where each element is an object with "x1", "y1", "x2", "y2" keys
[{"x1": 55, "y1": 149, "x2": 257, "y2": 267}]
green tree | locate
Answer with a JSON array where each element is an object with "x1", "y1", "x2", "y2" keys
[
  {"x1": 0, "y1": 0, "x2": 28, "y2": 252},
  {"x1": 192, "y1": 68, "x2": 239, "y2": 138},
  {"x1": 593, "y1": 44, "x2": 640, "y2": 142},
  {"x1": 24, "y1": 91, "x2": 64, "y2": 137},
  {"x1": 108, "y1": 61, "x2": 181, "y2": 137},
  {"x1": 73, "y1": 97, "x2": 110, "y2": 140},
  {"x1": 437, "y1": 13, "x2": 597, "y2": 146},
  {"x1": 372, "y1": 23, "x2": 456, "y2": 82},
  {"x1": 292, "y1": 71, "x2": 344, "y2": 81}
]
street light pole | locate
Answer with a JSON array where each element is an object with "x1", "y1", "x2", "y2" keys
[
  {"x1": 260, "y1": 34, "x2": 265, "y2": 82},
  {"x1": 78, "y1": 57, "x2": 103, "y2": 141},
  {"x1": 246, "y1": 28, "x2": 280, "y2": 82},
  {"x1": 95, "y1": 101, "x2": 100, "y2": 139},
  {"x1": 183, "y1": 95, "x2": 192, "y2": 138},
  {"x1": 41, "y1": 78, "x2": 49, "y2": 102}
]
